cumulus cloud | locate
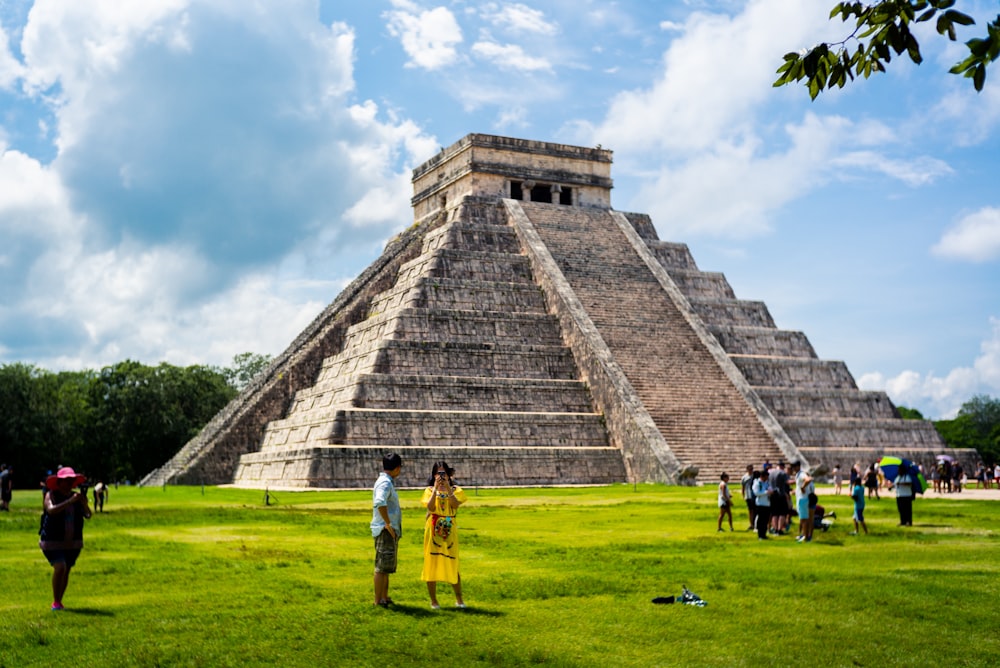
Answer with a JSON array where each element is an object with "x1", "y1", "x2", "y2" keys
[
  {"x1": 479, "y1": 2, "x2": 557, "y2": 36},
  {"x1": 471, "y1": 40, "x2": 551, "y2": 72},
  {"x1": 1, "y1": 0, "x2": 436, "y2": 369},
  {"x1": 385, "y1": 1, "x2": 463, "y2": 70},
  {"x1": 859, "y1": 317, "x2": 1000, "y2": 418},
  {"x1": 932, "y1": 207, "x2": 1000, "y2": 262},
  {"x1": 0, "y1": 22, "x2": 25, "y2": 88}
]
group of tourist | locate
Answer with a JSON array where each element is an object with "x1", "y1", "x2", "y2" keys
[
  {"x1": 726, "y1": 458, "x2": 938, "y2": 539},
  {"x1": 730, "y1": 461, "x2": 825, "y2": 542},
  {"x1": 371, "y1": 453, "x2": 469, "y2": 610}
]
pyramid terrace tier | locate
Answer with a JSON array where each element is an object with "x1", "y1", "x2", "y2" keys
[
  {"x1": 368, "y1": 277, "x2": 548, "y2": 315},
  {"x1": 341, "y1": 308, "x2": 566, "y2": 349},
  {"x1": 730, "y1": 356, "x2": 858, "y2": 389},
  {"x1": 422, "y1": 219, "x2": 522, "y2": 254},
  {"x1": 779, "y1": 417, "x2": 946, "y2": 449},
  {"x1": 685, "y1": 297, "x2": 777, "y2": 329},
  {"x1": 664, "y1": 269, "x2": 736, "y2": 300},
  {"x1": 393, "y1": 248, "x2": 535, "y2": 285},
  {"x1": 707, "y1": 325, "x2": 817, "y2": 358},
  {"x1": 234, "y1": 445, "x2": 628, "y2": 489},
  {"x1": 754, "y1": 387, "x2": 900, "y2": 420},
  {"x1": 288, "y1": 374, "x2": 595, "y2": 413},
  {"x1": 314, "y1": 340, "x2": 579, "y2": 381},
  {"x1": 259, "y1": 409, "x2": 610, "y2": 450}
]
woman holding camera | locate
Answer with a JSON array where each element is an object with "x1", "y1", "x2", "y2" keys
[
  {"x1": 39, "y1": 467, "x2": 92, "y2": 611},
  {"x1": 420, "y1": 461, "x2": 468, "y2": 609}
]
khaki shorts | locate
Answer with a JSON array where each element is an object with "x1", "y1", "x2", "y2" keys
[{"x1": 374, "y1": 529, "x2": 398, "y2": 574}]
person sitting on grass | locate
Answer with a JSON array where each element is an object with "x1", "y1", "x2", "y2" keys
[
  {"x1": 850, "y1": 478, "x2": 868, "y2": 535},
  {"x1": 717, "y1": 473, "x2": 733, "y2": 532}
]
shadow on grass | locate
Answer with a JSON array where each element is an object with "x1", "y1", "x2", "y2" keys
[
  {"x1": 62, "y1": 608, "x2": 115, "y2": 617},
  {"x1": 382, "y1": 603, "x2": 504, "y2": 618}
]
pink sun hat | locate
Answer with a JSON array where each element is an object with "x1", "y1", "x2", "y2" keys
[{"x1": 46, "y1": 467, "x2": 86, "y2": 491}]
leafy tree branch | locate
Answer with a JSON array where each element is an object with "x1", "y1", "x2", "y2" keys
[{"x1": 774, "y1": 1, "x2": 999, "y2": 98}]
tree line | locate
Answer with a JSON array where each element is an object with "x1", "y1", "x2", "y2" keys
[
  {"x1": 899, "y1": 394, "x2": 1000, "y2": 464},
  {"x1": 0, "y1": 354, "x2": 270, "y2": 488},
  {"x1": 1, "y1": 354, "x2": 997, "y2": 488}
]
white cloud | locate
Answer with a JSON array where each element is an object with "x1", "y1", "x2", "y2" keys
[
  {"x1": 472, "y1": 40, "x2": 551, "y2": 72},
  {"x1": 588, "y1": 0, "x2": 831, "y2": 155},
  {"x1": 831, "y1": 151, "x2": 953, "y2": 187},
  {"x1": 859, "y1": 317, "x2": 1000, "y2": 418},
  {"x1": 385, "y1": 2, "x2": 463, "y2": 70},
  {"x1": 480, "y1": 3, "x2": 557, "y2": 36},
  {"x1": 0, "y1": 22, "x2": 25, "y2": 88},
  {"x1": 932, "y1": 207, "x2": 1000, "y2": 262},
  {"x1": 1, "y1": 0, "x2": 438, "y2": 370}
]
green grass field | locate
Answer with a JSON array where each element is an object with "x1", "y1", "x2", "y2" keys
[{"x1": 1, "y1": 483, "x2": 998, "y2": 667}]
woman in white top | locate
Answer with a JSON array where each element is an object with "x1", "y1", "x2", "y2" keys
[{"x1": 717, "y1": 473, "x2": 734, "y2": 532}]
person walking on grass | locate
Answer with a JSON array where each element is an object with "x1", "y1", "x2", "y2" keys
[
  {"x1": 792, "y1": 461, "x2": 813, "y2": 543},
  {"x1": 421, "y1": 461, "x2": 468, "y2": 609},
  {"x1": 371, "y1": 453, "x2": 402, "y2": 608},
  {"x1": 717, "y1": 473, "x2": 734, "y2": 532},
  {"x1": 832, "y1": 464, "x2": 842, "y2": 495},
  {"x1": 740, "y1": 464, "x2": 756, "y2": 531},
  {"x1": 849, "y1": 478, "x2": 868, "y2": 535},
  {"x1": 39, "y1": 467, "x2": 92, "y2": 611},
  {"x1": 752, "y1": 469, "x2": 773, "y2": 540},
  {"x1": 894, "y1": 468, "x2": 914, "y2": 527}
]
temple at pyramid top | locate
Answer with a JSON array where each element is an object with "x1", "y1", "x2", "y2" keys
[
  {"x1": 142, "y1": 133, "x2": 976, "y2": 489},
  {"x1": 411, "y1": 134, "x2": 614, "y2": 219}
]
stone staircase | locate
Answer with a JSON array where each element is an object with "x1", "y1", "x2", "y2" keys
[
  {"x1": 635, "y1": 229, "x2": 949, "y2": 473},
  {"x1": 233, "y1": 199, "x2": 626, "y2": 488},
  {"x1": 517, "y1": 202, "x2": 788, "y2": 482}
]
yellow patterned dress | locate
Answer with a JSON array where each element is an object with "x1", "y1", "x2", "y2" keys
[{"x1": 420, "y1": 486, "x2": 468, "y2": 584}]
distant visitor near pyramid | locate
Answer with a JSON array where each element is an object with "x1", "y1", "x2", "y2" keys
[{"x1": 142, "y1": 134, "x2": 971, "y2": 489}]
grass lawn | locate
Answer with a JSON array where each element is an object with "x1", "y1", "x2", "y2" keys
[{"x1": 1, "y1": 482, "x2": 998, "y2": 667}]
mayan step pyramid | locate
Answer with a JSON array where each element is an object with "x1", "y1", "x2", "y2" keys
[{"x1": 142, "y1": 134, "x2": 966, "y2": 489}]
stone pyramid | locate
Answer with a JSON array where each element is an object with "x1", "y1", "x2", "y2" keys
[{"x1": 142, "y1": 134, "x2": 963, "y2": 489}]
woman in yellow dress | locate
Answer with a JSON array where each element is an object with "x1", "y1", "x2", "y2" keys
[{"x1": 421, "y1": 461, "x2": 467, "y2": 609}]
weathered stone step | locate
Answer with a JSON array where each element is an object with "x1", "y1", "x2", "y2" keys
[
  {"x1": 262, "y1": 409, "x2": 609, "y2": 450},
  {"x1": 731, "y1": 356, "x2": 857, "y2": 389},
  {"x1": 645, "y1": 240, "x2": 698, "y2": 270},
  {"x1": 368, "y1": 340, "x2": 579, "y2": 379},
  {"x1": 395, "y1": 248, "x2": 533, "y2": 285},
  {"x1": 687, "y1": 297, "x2": 776, "y2": 328},
  {"x1": 288, "y1": 374, "x2": 594, "y2": 414},
  {"x1": 423, "y1": 220, "x2": 521, "y2": 254},
  {"x1": 780, "y1": 417, "x2": 945, "y2": 449},
  {"x1": 709, "y1": 326, "x2": 816, "y2": 358},
  {"x1": 343, "y1": 308, "x2": 564, "y2": 349},
  {"x1": 234, "y1": 445, "x2": 627, "y2": 489},
  {"x1": 667, "y1": 269, "x2": 735, "y2": 299},
  {"x1": 369, "y1": 277, "x2": 547, "y2": 315},
  {"x1": 755, "y1": 388, "x2": 899, "y2": 420},
  {"x1": 351, "y1": 374, "x2": 593, "y2": 412}
]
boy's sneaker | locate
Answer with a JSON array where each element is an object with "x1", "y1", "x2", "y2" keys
[{"x1": 51, "y1": 602, "x2": 64, "y2": 611}]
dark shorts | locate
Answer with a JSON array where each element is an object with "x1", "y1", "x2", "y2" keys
[
  {"x1": 42, "y1": 548, "x2": 81, "y2": 568},
  {"x1": 374, "y1": 529, "x2": 398, "y2": 574}
]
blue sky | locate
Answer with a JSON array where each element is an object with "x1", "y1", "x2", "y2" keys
[{"x1": 0, "y1": 0, "x2": 998, "y2": 419}]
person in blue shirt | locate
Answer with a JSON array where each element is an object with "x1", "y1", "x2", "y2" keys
[
  {"x1": 849, "y1": 478, "x2": 868, "y2": 535},
  {"x1": 371, "y1": 453, "x2": 402, "y2": 608}
]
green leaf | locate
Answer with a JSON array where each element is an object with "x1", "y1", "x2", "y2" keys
[
  {"x1": 945, "y1": 10, "x2": 976, "y2": 27},
  {"x1": 974, "y1": 63, "x2": 986, "y2": 90}
]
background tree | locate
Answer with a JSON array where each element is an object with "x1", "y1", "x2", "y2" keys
[
  {"x1": 222, "y1": 352, "x2": 273, "y2": 392},
  {"x1": 775, "y1": 1, "x2": 999, "y2": 98},
  {"x1": 934, "y1": 394, "x2": 1000, "y2": 464}
]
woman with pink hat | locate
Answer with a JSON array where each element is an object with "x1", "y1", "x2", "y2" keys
[{"x1": 39, "y1": 466, "x2": 92, "y2": 611}]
